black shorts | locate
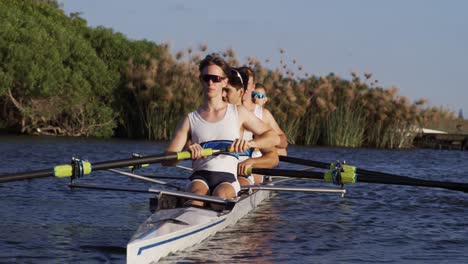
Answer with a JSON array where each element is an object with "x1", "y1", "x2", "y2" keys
[{"x1": 189, "y1": 170, "x2": 237, "y2": 191}]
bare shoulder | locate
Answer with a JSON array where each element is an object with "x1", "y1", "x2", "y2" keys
[
  {"x1": 166, "y1": 115, "x2": 191, "y2": 152},
  {"x1": 261, "y1": 107, "x2": 285, "y2": 134},
  {"x1": 261, "y1": 107, "x2": 277, "y2": 124},
  {"x1": 236, "y1": 104, "x2": 252, "y2": 121},
  {"x1": 262, "y1": 107, "x2": 274, "y2": 119},
  {"x1": 236, "y1": 104, "x2": 249, "y2": 114},
  {"x1": 177, "y1": 115, "x2": 190, "y2": 130}
]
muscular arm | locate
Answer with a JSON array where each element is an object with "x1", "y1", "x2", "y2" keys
[
  {"x1": 262, "y1": 108, "x2": 288, "y2": 149},
  {"x1": 162, "y1": 116, "x2": 190, "y2": 166},
  {"x1": 237, "y1": 105, "x2": 280, "y2": 150},
  {"x1": 238, "y1": 149, "x2": 279, "y2": 176}
]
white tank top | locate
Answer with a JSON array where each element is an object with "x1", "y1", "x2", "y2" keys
[
  {"x1": 188, "y1": 104, "x2": 240, "y2": 174},
  {"x1": 241, "y1": 105, "x2": 263, "y2": 160}
]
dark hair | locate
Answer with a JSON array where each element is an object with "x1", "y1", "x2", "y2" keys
[
  {"x1": 237, "y1": 66, "x2": 255, "y2": 90},
  {"x1": 255, "y1": 83, "x2": 266, "y2": 90},
  {"x1": 198, "y1": 53, "x2": 231, "y2": 77},
  {"x1": 227, "y1": 68, "x2": 244, "y2": 90}
]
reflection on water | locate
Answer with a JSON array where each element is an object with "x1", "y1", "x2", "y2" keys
[
  {"x1": 0, "y1": 136, "x2": 467, "y2": 263},
  {"x1": 160, "y1": 198, "x2": 284, "y2": 264}
]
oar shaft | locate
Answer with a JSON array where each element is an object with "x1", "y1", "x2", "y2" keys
[
  {"x1": 0, "y1": 148, "x2": 224, "y2": 184},
  {"x1": 91, "y1": 153, "x2": 179, "y2": 171},
  {"x1": 0, "y1": 154, "x2": 179, "y2": 184},
  {"x1": 88, "y1": 148, "x2": 225, "y2": 171},
  {"x1": 279, "y1": 156, "x2": 329, "y2": 169},
  {"x1": 0, "y1": 154, "x2": 177, "y2": 183},
  {"x1": 280, "y1": 155, "x2": 422, "y2": 179},
  {"x1": 358, "y1": 174, "x2": 468, "y2": 192},
  {"x1": 254, "y1": 167, "x2": 468, "y2": 193},
  {"x1": 0, "y1": 169, "x2": 52, "y2": 183}
]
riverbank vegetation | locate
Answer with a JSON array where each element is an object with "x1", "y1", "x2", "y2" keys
[{"x1": 0, "y1": 0, "x2": 461, "y2": 148}]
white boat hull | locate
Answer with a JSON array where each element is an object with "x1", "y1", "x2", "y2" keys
[{"x1": 127, "y1": 189, "x2": 271, "y2": 263}]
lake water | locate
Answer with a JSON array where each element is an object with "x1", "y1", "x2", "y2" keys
[{"x1": 0, "y1": 136, "x2": 467, "y2": 263}]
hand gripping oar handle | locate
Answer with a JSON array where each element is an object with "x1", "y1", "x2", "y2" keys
[{"x1": 0, "y1": 148, "x2": 228, "y2": 184}]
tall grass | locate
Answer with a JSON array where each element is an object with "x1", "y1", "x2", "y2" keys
[
  {"x1": 322, "y1": 105, "x2": 366, "y2": 147},
  {"x1": 301, "y1": 108, "x2": 321, "y2": 145},
  {"x1": 119, "y1": 46, "x2": 201, "y2": 140}
]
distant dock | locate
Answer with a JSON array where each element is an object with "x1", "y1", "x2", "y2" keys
[{"x1": 414, "y1": 133, "x2": 468, "y2": 150}]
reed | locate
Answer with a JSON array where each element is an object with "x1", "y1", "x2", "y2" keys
[
  {"x1": 301, "y1": 108, "x2": 321, "y2": 145},
  {"x1": 322, "y1": 104, "x2": 366, "y2": 147},
  {"x1": 118, "y1": 44, "x2": 202, "y2": 140},
  {"x1": 306, "y1": 76, "x2": 366, "y2": 147}
]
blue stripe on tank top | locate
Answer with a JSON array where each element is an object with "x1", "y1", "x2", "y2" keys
[{"x1": 200, "y1": 140, "x2": 254, "y2": 158}]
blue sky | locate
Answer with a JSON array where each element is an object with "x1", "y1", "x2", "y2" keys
[{"x1": 60, "y1": 0, "x2": 468, "y2": 117}]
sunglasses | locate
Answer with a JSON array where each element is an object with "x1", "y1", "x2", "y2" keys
[
  {"x1": 252, "y1": 91, "x2": 266, "y2": 99},
  {"x1": 201, "y1": 74, "x2": 225, "y2": 83}
]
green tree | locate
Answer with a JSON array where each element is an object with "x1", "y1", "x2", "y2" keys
[{"x1": 0, "y1": 0, "x2": 117, "y2": 136}]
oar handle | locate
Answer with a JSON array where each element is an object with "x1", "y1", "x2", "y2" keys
[{"x1": 0, "y1": 148, "x2": 228, "y2": 184}]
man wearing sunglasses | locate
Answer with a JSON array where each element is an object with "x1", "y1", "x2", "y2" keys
[
  {"x1": 252, "y1": 83, "x2": 268, "y2": 107},
  {"x1": 220, "y1": 67, "x2": 287, "y2": 186},
  {"x1": 237, "y1": 67, "x2": 289, "y2": 171},
  {"x1": 164, "y1": 54, "x2": 279, "y2": 209}
]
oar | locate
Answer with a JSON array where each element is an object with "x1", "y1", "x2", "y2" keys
[
  {"x1": 280, "y1": 155, "x2": 417, "y2": 178},
  {"x1": 251, "y1": 168, "x2": 468, "y2": 193},
  {"x1": 0, "y1": 148, "x2": 225, "y2": 184}
]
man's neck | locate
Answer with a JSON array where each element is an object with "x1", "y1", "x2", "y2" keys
[
  {"x1": 242, "y1": 98, "x2": 256, "y2": 111},
  {"x1": 201, "y1": 98, "x2": 226, "y2": 112}
]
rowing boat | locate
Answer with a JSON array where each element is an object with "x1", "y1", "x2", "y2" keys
[
  {"x1": 126, "y1": 181, "x2": 273, "y2": 263},
  {"x1": 123, "y1": 170, "x2": 346, "y2": 264}
]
